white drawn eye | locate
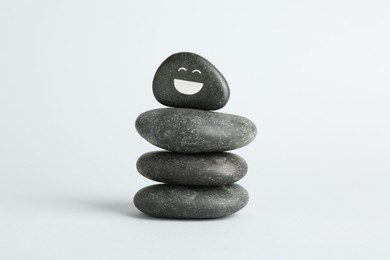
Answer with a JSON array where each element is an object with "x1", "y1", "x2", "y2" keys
[
  {"x1": 178, "y1": 67, "x2": 187, "y2": 71},
  {"x1": 192, "y1": 69, "x2": 201, "y2": 74}
]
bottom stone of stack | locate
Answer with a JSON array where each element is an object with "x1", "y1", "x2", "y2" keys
[{"x1": 133, "y1": 184, "x2": 249, "y2": 219}]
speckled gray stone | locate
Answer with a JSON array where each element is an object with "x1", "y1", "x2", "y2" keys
[
  {"x1": 135, "y1": 108, "x2": 257, "y2": 153},
  {"x1": 133, "y1": 184, "x2": 249, "y2": 219},
  {"x1": 137, "y1": 151, "x2": 247, "y2": 186},
  {"x1": 153, "y1": 52, "x2": 230, "y2": 110}
]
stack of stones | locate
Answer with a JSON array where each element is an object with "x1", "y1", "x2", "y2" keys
[{"x1": 134, "y1": 52, "x2": 257, "y2": 219}]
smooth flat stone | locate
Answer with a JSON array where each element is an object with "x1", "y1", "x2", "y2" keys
[
  {"x1": 137, "y1": 152, "x2": 247, "y2": 186},
  {"x1": 153, "y1": 52, "x2": 230, "y2": 110},
  {"x1": 135, "y1": 108, "x2": 257, "y2": 153},
  {"x1": 133, "y1": 184, "x2": 249, "y2": 219}
]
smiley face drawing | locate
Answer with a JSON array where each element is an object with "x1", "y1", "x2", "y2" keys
[
  {"x1": 174, "y1": 67, "x2": 204, "y2": 95},
  {"x1": 152, "y1": 52, "x2": 230, "y2": 110}
]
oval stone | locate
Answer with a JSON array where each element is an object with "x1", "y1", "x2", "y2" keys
[
  {"x1": 133, "y1": 184, "x2": 249, "y2": 219},
  {"x1": 135, "y1": 108, "x2": 257, "y2": 153},
  {"x1": 137, "y1": 151, "x2": 247, "y2": 186},
  {"x1": 153, "y1": 52, "x2": 230, "y2": 110}
]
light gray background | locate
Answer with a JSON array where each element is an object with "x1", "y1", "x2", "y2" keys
[{"x1": 0, "y1": 0, "x2": 389, "y2": 259}]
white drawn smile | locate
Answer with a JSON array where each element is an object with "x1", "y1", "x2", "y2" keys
[{"x1": 173, "y1": 79, "x2": 204, "y2": 95}]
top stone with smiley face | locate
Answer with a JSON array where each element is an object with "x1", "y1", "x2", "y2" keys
[{"x1": 152, "y1": 52, "x2": 230, "y2": 110}]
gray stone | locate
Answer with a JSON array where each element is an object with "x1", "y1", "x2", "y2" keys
[
  {"x1": 153, "y1": 52, "x2": 230, "y2": 110},
  {"x1": 133, "y1": 184, "x2": 249, "y2": 219},
  {"x1": 137, "y1": 151, "x2": 247, "y2": 186},
  {"x1": 135, "y1": 108, "x2": 257, "y2": 153}
]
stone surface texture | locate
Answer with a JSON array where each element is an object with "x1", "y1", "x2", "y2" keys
[
  {"x1": 133, "y1": 184, "x2": 249, "y2": 219},
  {"x1": 137, "y1": 151, "x2": 247, "y2": 186},
  {"x1": 135, "y1": 108, "x2": 257, "y2": 153}
]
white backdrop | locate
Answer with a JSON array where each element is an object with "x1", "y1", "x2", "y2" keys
[{"x1": 0, "y1": 0, "x2": 389, "y2": 259}]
